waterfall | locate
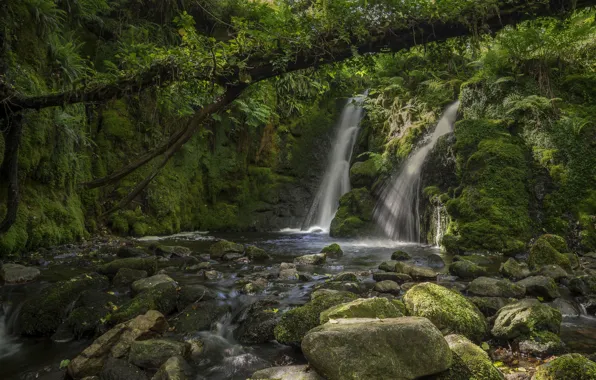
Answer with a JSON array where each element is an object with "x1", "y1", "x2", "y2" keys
[
  {"x1": 374, "y1": 101, "x2": 459, "y2": 242},
  {"x1": 302, "y1": 96, "x2": 365, "y2": 231},
  {"x1": 435, "y1": 205, "x2": 443, "y2": 246}
]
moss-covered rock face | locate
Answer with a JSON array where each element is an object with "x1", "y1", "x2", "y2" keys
[
  {"x1": 499, "y1": 258, "x2": 530, "y2": 281},
  {"x1": 18, "y1": 273, "x2": 109, "y2": 336},
  {"x1": 273, "y1": 290, "x2": 357, "y2": 345},
  {"x1": 329, "y1": 188, "x2": 375, "y2": 238},
  {"x1": 404, "y1": 282, "x2": 488, "y2": 342},
  {"x1": 444, "y1": 334, "x2": 504, "y2": 380},
  {"x1": 533, "y1": 354, "x2": 596, "y2": 380},
  {"x1": 129, "y1": 339, "x2": 190, "y2": 370},
  {"x1": 516, "y1": 275, "x2": 560, "y2": 300},
  {"x1": 98, "y1": 257, "x2": 157, "y2": 277},
  {"x1": 245, "y1": 245, "x2": 270, "y2": 261},
  {"x1": 519, "y1": 330, "x2": 564, "y2": 357},
  {"x1": 529, "y1": 235, "x2": 572, "y2": 270},
  {"x1": 321, "y1": 243, "x2": 343, "y2": 258},
  {"x1": 491, "y1": 299, "x2": 562, "y2": 341},
  {"x1": 209, "y1": 240, "x2": 244, "y2": 260},
  {"x1": 449, "y1": 260, "x2": 488, "y2": 280},
  {"x1": 349, "y1": 158, "x2": 381, "y2": 189},
  {"x1": 467, "y1": 277, "x2": 526, "y2": 299},
  {"x1": 320, "y1": 297, "x2": 405, "y2": 324},
  {"x1": 111, "y1": 282, "x2": 177, "y2": 324}
]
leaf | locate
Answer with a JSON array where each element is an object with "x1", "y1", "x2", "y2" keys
[
  {"x1": 59, "y1": 359, "x2": 71, "y2": 369},
  {"x1": 481, "y1": 342, "x2": 490, "y2": 350}
]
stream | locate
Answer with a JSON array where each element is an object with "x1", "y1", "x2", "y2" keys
[{"x1": 1, "y1": 231, "x2": 596, "y2": 379}]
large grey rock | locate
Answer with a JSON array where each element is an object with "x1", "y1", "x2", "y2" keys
[
  {"x1": 491, "y1": 299, "x2": 562, "y2": 341},
  {"x1": 517, "y1": 276, "x2": 560, "y2": 300},
  {"x1": 0, "y1": 263, "x2": 40, "y2": 284},
  {"x1": 111, "y1": 283, "x2": 177, "y2": 324},
  {"x1": 99, "y1": 357, "x2": 148, "y2": 380},
  {"x1": 531, "y1": 353, "x2": 596, "y2": 379},
  {"x1": 319, "y1": 297, "x2": 405, "y2": 324},
  {"x1": 372, "y1": 272, "x2": 412, "y2": 283},
  {"x1": 113, "y1": 268, "x2": 148, "y2": 287},
  {"x1": 374, "y1": 280, "x2": 400, "y2": 295},
  {"x1": 209, "y1": 240, "x2": 244, "y2": 260},
  {"x1": 294, "y1": 254, "x2": 326, "y2": 265},
  {"x1": 534, "y1": 265, "x2": 568, "y2": 282},
  {"x1": 449, "y1": 260, "x2": 487, "y2": 280},
  {"x1": 444, "y1": 334, "x2": 504, "y2": 380},
  {"x1": 151, "y1": 356, "x2": 193, "y2": 380},
  {"x1": 395, "y1": 262, "x2": 437, "y2": 280},
  {"x1": 129, "y1": 339, "x2": 190, "y2": 370},
  {"x1": 132, "y1": 275, "x2": 177, "y2": 295},
  {"x1": 233, "y1": 298, "x2": 280, "y2": 344},
  {"x1": 467, "y1": 277, "x2": 525, "y2": 298},
  {"x1": 251, "y1": 365, "x2": 323, "y2": 380},
  {"x1": 500, "y1": 258, "x2": 530, "y2": 281},
  {"x1": 172, "y1": 301, "x2": 230, "y2": 334},
  {"x1": 302, "y1": 317, "x2": 452, "y2": 380},
  {"x1": 245, "y1": 245, "x2": 271, "y2": 261}
]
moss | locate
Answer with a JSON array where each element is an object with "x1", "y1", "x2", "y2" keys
[
  {"x1": 273, "y1": 291, "x2": 357, "y2": 345},
  {"x1": 111, "y1": 283, "x2": 177, "y2": 324},
  {"x1": 321, "y1": 243, "x2": 343, "y2": 258},
  {"x1": 319, "y1": 297, "x2": 405, "y2": 324},
  {"x1": 444, "y1": 334, "x2": 504, "y2": 380},
  {"x1": 391, "y1": 250, "x2": 411, "y2": 260},
  {"x1": 529, "y1": 235, "x2": 572, "y2": 270},
  {"x1": 404, "y1": 282, "x2": 488, "y2": 342},
  {"x1": 491, "y1": 299, "x2": 562, "y2": 341},
  {"x1": 329, "y1": 188, "x2": 375, "y2": 238},
  {"x1": 350, "y1": 158, "x2": 381, "y2": 189},
  {"x1": 533, "y1": 354, "x2": 596, "y2": 380},
  {"x1": 98, "y1": 257, "x2": 157, "y2": 277}
]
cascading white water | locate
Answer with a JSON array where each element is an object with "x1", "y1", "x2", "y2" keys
[
  {"x1": 302, "y1": 96, "x2": 365, "y2": 231},
  {"x1": 374, "y1": 101, "x2": 460, "y2": 242}
]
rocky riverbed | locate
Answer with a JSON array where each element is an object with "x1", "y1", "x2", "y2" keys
[{"x1": 1, "y1": 231, "x2": 596, "y2": 380}]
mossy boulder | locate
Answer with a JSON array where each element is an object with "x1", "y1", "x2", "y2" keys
[
  {"x1": 491, "y1": 299, "x2": 562, "y2": 341},
  {"x1": 129, "y1": 339, "x2": 190, "y2": 370},
  {"x1": 111, "y1": 282, "x2": 177, "y2": 324},
  {"x1": 113, "y1": 268, "x2": 148, "y2": 287},
  {"x1": 152, "y1": 245, "x2": 191, "y2": 258},
  {"x1": 449, "y1": 260, "x2": 488, "y2": 280},
  {"x1": 18, "y1": 273, "x2": 109, "y2": 336},
  {"x1": 391, "y1": 250, "x2": 411, "y2": 261},
  {"x1": 294, "y1": 253, "x2": 326, "y2": 265},
  {"x1": 395, "y1": 262, "x2": 437, "y2": 280},
  {"x1": 349, "y1": 158, "x2": 380, "y2": 189},
  {"x1": 0, "y1": 263, "x2": 40, "y2": 284},
  {"x1": 529, "y1": 235, "x2": 572, "y2": 270},
  {"x1": 569, "y1": 275, "x2": 596, "y2": 296},
  {"x1": 517, "y1": 276, "x2": 560, "y2": 300},
  {"x1": 467, "y1": 277, "x2": 526, "y2": 298},
  {"x1": 321, "y1": 243, "x2": 343, "y2": 258},
  {"x1": 98, "y1": 257, "x2": 157, "y2": 277},
  {"x1": 131, "y1": 274, "x2": 177, "y2": 295},
  {"x1": 334, "y1": 272, "x2": 358, "y2": 282},
  {"x1": 116, "y1": 246, "x2": 148, "y2": 258},
  {"x1": 302, "y1": 317, "x2": 453, "y2": 380},
  {"x1": 536, "y1": 265, "x2": 568, "y2": 282},
  {"x1": 404, "y1": 282, "x2": 488, "y2": 342},
  {"x1": 519, "y1": 330, "x2": 564, "y2": 357},
  {"x1": 209, "y1": 240, "x2": 244, "y2": 260},
  {"x1": 251, "y1": 365, "x2": 324, "y2": 380},
  {"x1": 172, "y1": 301, "x2": 230, "y2": 334},
  {"x1": 499, "y1": 258, "x2": 530, "y2": 281},
  {"x1": 379, "y1": 260, "x2": 399, "y2": 272},
  {"x1": 444, "y1": 334, "x2": 504, "y2": 380},
  {"x1": 532, "y1": 353, "x2": 596, "y2": 380},
  {"x1": 65, "y1": 290, "x2": 119, "y2": 338},
  {"x1": 245, "y1": 245, "x2": 271, "y2": 261},
  {"x1": 153, "y1": 356, "x2": 193, "y2": 380},
  {"x1": 176, "y1": 284, "x2": 218, "y2": 311},
  {"x1": 234, "y1": 298, "x2": 281, "y2": 344},
  {"x1": 374, "y1": 280, "x2": 401, "y2": 295},
  {"x1": 469, "y1": 297, "x2": 515, "y2": 317},
  {"x1": 329, "y1": 188, "x2": 375, "y2": 238},
  {"x1": 373, "y1": 272, "x2": 412, "y2": 283},
  {"x1": 320, "y1": 297, "x2": 405, "y2": 324},
  {"x1": 273, "y1": 290, "x2": 357, "y2": 345}
]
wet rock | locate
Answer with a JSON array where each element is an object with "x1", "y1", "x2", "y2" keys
[
  {"x1": 302, "y1": 317, "x2": 452, "y2": 380},
  {"x1": 528, "y1": 234, "x2": 571, "y2": 270},
  {"x1": 209, "y1": 240, "x2": 244, "y2": 260},
  {"x1": 378, "y1": 260, "x2": 399, "y2": 272},
  {"x1": 111, "y1": 283, "x2": 177, "y2": 324},
  {"x1": 395, "y1": 262, "x2": 437, "y2": 280},
  {"x1": 99, "y1": 258, "x2": 157, "y2": 277},
  {"x1": 176, "y1": 285, "x2": 217, "y2": 311},
  {"x1": 548, "y1": 298, "x2": 581, "y2": 317},
  {"x1": 321, "y1": 243, "x2": 343, "y2": 258},
  {"x1": 449, "y1": 260, "x2": 488, "y2": 280},
  {"x1": 374, "y1": 280, "x2": 401, "y2": 295},
  {"x1": 0, "y1": 263, "x2": 40, "y2": 284},
  {"x1": 187, "y1": 262, "x2": 211, "y2": 271},
  {"x1": 132, "y1": 275, "x2": 177, "y2": 295},
  {"x1": 519, "y1": 331, "x2": 563, "y2": 357},
  {"x1": 467, "y1": 277, "x2": 525, "y2": 298},
  {"x1": 443, "y1": 334, "x2": 504, "y2": 380},
  {"x1": 404, "y1": 282, "x2": 488, "y2": 342},
  {"x1": 535, "y1": 265, "x2": 568, "y2": 282},
  {"x1": 116, "y1": 247, "x2": 148, "y2": 259},
  {"x1": 99, "y1": 357, "x2": 148, "y2": 380},
  {"x1": 245, "y1": 245, "x2": 270, "y2": 261},
  {"x1": 153, "y1": 246, "x2": 191, "y2": 258},
  {"x1": 234, "y1": 298, "x2": 281, "y2": 344},
  {"x1": 242, "y1": 278, "x2": 268, "y2": 294},
  {"x1": 151, "y1": 356, "x2": 193, "y2": 380},
  {"x1": 469, "y1": 297, "x2": 515, "y2": 317},
  {"x1": 372, "y1": 271, "x2": 412, "y2": 283},
  {"x1": 315, "y1": 281, "x2": 362, "y2": 294},
  {"x1": 251, "y1": 365, "x2": 323, "y2": 380},
  {"x1": 532, "y1": 353, "x2": 596, "y2": 379},
  {"x1": 222, "y1": 252, "x2": 243, "y2": 261},
  {"x1": 517, "y1": 276, "x2": 560, "y2": 300},
  {"x1": 67, "y1": 310, "x2": 168, "y2": 379},
  {"x1": 129, "y1": 339, "x2": 190, "y2": 370},
  {"x1": 491, "y1": 299, "x2": 561, "y2": 341},
  {"x1": 273, "y1": 290, "x2": 357, "y2": 345},
  {"x1": 334, "y1": 272, "x2": 357, "y2": 282},
  {"x1": 67, "y1": 290, "x2": 120, "y2": 338},
  {"x1": 294, "y1": 253, "x2": 326, "y2": 265},
  {"x1": 569, "y1": 275, "x2": 596, "y2": 296},
  {"x1": 278, "y1": 263, "x2": 299, "y2": 281},
  {"x1": 427, "y1": 254, "x2": 446, "y2": 268},
  {"x1": 201, "y1": 270, "x2": 223, "y2": 281},
  {"x1": 18, "y1": 273, "x2": 109, "y2": 336},
  {"x1": 500, "y1": 258, "x2": 531, "y2": 281},
  {"x1": 320, "y1": 297, "x2": 405, "y2": 323},
  {"x1": 113, "y1": 268, "x2": 148, "y2": 287},
  {"x1": 391, "y1": 250, "x2": 411, "y2": 261},
  {"x1": 172, "y1": 301, "x2": 230, "y2": 334}
]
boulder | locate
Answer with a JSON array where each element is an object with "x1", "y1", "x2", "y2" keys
[
  {"x1": 491, "y1": 299, "x2": 562, "y2": 341},
  {"x1": 334, "y1": 272, "x2": 358, "y2": 282},
  {"x1": 99, "y1": 357, "x2": 148, "y2": 380},
  {"x1": 320, "y1": 297, "x2": 405, "y2": 324},
  {"x1": 132, "y1": 275, "x2": 177, "y2": 295},
  {"x1": 302, "y1": 317, "x2": 452, "y2": 380},
  {"x1": 427, "y1": 254, "x2": 446, "y2": 268},
  {"x1": 153, "y1": 245, "x2": 191, "y2": 258},
  {"x1": 467, "y1": 277, "x2": 525, "y2": 298},
  {"x1": 201, "y1": 270, "x2": 222, "y2": 281},
  {"x1": 129, "y1": 339, "x2": 190, "y2": 370},
  {"x1": 113, "y1": 268, "x2": 148, "y2": 287},
  {"x1": 234, "y1": 298, "x2": 281, "y2": 344},
  {"x1": 516, "y1": 276, "x2": 560, "y2": 300},
  {"x1": 321, "y1": 243, "x2": 343, "y2": 258},
  {"x1": 273, "y1": 290, "x2": 357, "y2": 345},
  {"x1": 0, "y1": 263, "x2": 40, "y2": 284},
  {"x1": 294, "y1": 254, "x2": 326, "y2": 265},
  {"x1": 209, "y1": 240, "x2": 244, "y2": 260},
  {"x1": 469, "y1": 297, "x2": 515, "y2": 317},
  {"x1": 444, "y1": 334, "x2": 504, "y2": 380},
  {"x1": 278, "y1": 263, "x2": 299, "y2": 281},
  {"x1": 329, "y1": 188, "x2": 375, "y2": 238},
  {"x1": 172, "y1": 301, "x2": 230, "y2": 334},
  {"x1": 176, "y1": 284, "x2": 218, "y2": 311},
  {"x1": 569, "y1": 275, "x2": 596, "y2": 296},
  {"x1": 372, "y1": 272, "x2": 412, "y2": 283},
  {"x1": 531, "y1": 353, "x2": 596, "y2": 380},
  {"x1": 315, "y1": 280, "x2": 362, "y2": 294},
  {"x1": 18, "y1": 273, "x2": 109, "y2": 336},
  {"x1": 67, "y1": 310, "x2": 168, "y2": 379},
  {"x1": 374, "y1": 280, "x2": 401, "y2": 295},
  {"x1": 519, "y1": 331, "x2": 563, "y2": 357},
  {"x1": 349, "y1": 158, "x2": 380, "y2": 188},
  {"x1": 116, "y1": 246, "x2": 148, "y2": 258},
  {"x1": 111, "y1": 283, "x2": 177, "y2": 324},
  {"x1": 499, "y1": 258, "x2": 531, "y2": 281},
  {"x1": 99, "y1": 258, "x2": 157, "y2": 277},
  {"x1": 245, "y1": 245, "x2": 270, "y2": 261},
  {"x1": 535, "y1": 265, "x2": 568, "y2": 282},
  {"x1": 404, "y1": 282, "x2": 488, "y2": 342},
  {"x1": 251, "y1": 365, "x2": 323, "y2": 380},
  {"x1": 528, "y1": 235, "x2": 571, "y2": 270},
  {"x1": 151, "y1": 356, "x2": 193, "y2": 380},
  {"x1": 449, "y1": 260, "x2": 488, "y2": 280},
  {"x1": 395, "y1": 262, "x2": 437, "y2": 280},
  {"x1": 66, "y1": 290, "x2": 119, "y2": 338},
  {"x1": 379, "y1": 260, "x2": 399, "y2": 272},
  {"x1": 392, "y1": 250, "x2": 411, "y2": 261}
]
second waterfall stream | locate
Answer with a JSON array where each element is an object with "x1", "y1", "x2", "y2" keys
[
  {"x1": 374, "y1": 101, "x2": 460, "y2": 242},
  {"x1": 302, "y1": 95, "x2": 366, "y2": 231}
]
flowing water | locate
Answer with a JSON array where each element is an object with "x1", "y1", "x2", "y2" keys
[
  {"x1": 302, "y1": 96, "x2": 365, "y2": 231},
  {"x1": 374, "y1": 101, "x2": 460, "y2": 242}
]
